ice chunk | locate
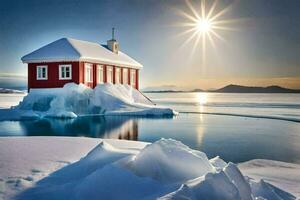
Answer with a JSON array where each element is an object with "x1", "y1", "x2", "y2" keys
[
  {"x1": 38, "y1": 141, "x2": 131, "y2": 186},
  {"x1": 250, "y1": 179, "x2": 296, "y2": 200},
  {"x1": 210, "y1": 156, "x2": 227, "y2": 170},
  {"x1": 9, "y1": 83, "x2": 176, "y2": 119},
  {"x1": 224, "y1": 163, "x2": 252, "y2": 200},
  {"x1": 160, "y1": 171, "x2": 241, "y2": 200},
  {"x1": 125, "y1": 138, "x2": 215, "y2": 183},
  {"x1": 20, "y1": 111, "x2": 40, "y2": 120},
  {"x1": 74, "y1": 165, "x2": 167, "y2": 200},
  {"x1": 45, "y1": 111, "x2": 77, "y2": 119}
]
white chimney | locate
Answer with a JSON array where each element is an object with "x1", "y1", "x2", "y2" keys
[{"x1": 107, "y1": 27, "x2": 119, "y2": 54}]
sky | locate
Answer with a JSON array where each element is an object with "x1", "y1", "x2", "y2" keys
[{"x1": 0, "y1": 0, "x2": 300, "y2": 90}]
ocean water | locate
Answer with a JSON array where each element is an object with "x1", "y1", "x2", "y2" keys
[
  {"x1": 147, "y1": 92, "x2": 300, "y2": 122},
  {"x1": 0, "y1": 92, "x2": 300, "y2": 163}
]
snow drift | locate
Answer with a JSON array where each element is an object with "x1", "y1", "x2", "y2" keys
[
  {"x1": 1, "y1": 83, "x2": 176, "y2": 120},
  {"x1": 15, "y1": 138, "x2": 296, "y2": 200}
]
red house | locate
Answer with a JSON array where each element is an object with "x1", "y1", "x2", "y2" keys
[{"x1": 21, "y1": 36, "x2": 142, "y2": 91}]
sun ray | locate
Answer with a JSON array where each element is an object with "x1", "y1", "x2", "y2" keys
[
  {"x1": 185, "y1": 0, "x2": 200, "y2": 19},
  {"x1": 179, "y1": 30, "x2": 199, "y2": 50},
  {"x1": 175, "y1": 9, "x2": 198, "y2": 23},
  {"x1": 211, "y1": 25, "x2": 238, "y2": 31},
  {"x1": 207, "y1": 33, "x2": 216, "y2": 50},
  {"x1": 210, "y1": 30, "x2": 227, "y2": 43},
  {"x1": 171, "y1": 22, "x2": 197, "y2": 27},
  {"x1": 202, "y1": 33, "x2": 206, "y2": 66},
  {"x1": 209, "y1": 4, "x2": 233, "y2": 22},
  {"x1": 206, "y1": 0, "x2": 217, "y2": 19},
  {"x1": 191, "y1": 33, "x2": 202, "y2": 57},
  {"x1": 201, "y1": 0, "x2": 206, "y2": 19},
  {"x1": 173, "y1": 27, "x2": 197, "y2": 39},
  {"x1": 210, "y1": 18, "x2": 245, "y2": 25}
]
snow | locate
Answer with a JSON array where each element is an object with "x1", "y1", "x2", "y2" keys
[
  {"x1": 0, "y1": 83, "x2": 177, "y2": 120},
  {"x1": 0, "y1": 137, "x2": 102, "y2": 200},
  {"x1": 210, "y1": 156, "x2": 228, "y2": 170},
  {"x1": 0, "y1": 93, "x2": 26, "y2": 109},
  {"x1": 0, "y1": 137, "x2": 297, "y2": 200},
  {"x1": 239, "y1": 159, "x2": 300, "y2": 198},
  {"x1": 21, "y1": 38, "x2": 143, "y2": 69},
  {"x1": 125, "y1": 138, "x2": 215, "y2": 183}
]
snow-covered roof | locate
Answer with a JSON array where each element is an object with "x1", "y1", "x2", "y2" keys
[{"x1": 21, "y1": 38, "x2": 143, "y2": 69}]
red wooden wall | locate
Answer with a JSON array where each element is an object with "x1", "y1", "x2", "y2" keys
[
  {"x1": 28, "y1": 61, "x2": 140, "y2": 90},
  {"x1": 28, "y1": 62, "x2": 80, "y2": 89}
]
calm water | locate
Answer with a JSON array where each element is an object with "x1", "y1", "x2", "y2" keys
[{"x1": 1, "y1": 92, "x2": 300, "y2": 163}]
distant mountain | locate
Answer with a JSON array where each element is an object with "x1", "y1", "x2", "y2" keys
[
  {"x1": 142, "y1": 84, "x2": 300, "y2": 93},
  {"x1": 212, "y1": 84, "x2": 300, "y2": 93},
  {"x1": 0, "y1": 88, "x2": 25, "y2": 94},
  {"x1": 191, "y1": 88, "x2": 204, "y2": 92},
  {"x1": 142, "y1": 85, "x2": 189, "y2": 93},
  {"x1": 143, "y1": 90, "x2": 186, "y2": 93}
]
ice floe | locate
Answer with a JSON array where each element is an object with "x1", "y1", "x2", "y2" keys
[{"x1": 0, "y1": 83, "x2": 177, "y2": 120}]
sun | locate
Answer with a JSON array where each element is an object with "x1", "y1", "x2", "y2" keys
[
  {"x1": 175, "y1": 0, "x2": 238, "y2": 62},
  {"x1": 196, "y1": 19, "x2": 212, "y2": 33}
]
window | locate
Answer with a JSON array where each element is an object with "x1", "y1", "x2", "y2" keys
[
  {"x1": 122, "y1": 68, "x2": 128, "y2": 84},
  {"x1": 59, "y1": 64, "x2": 72, "y2": 80},
  {"x1": 130, "y1": 69, "x2": 136, "y2": 88},
  {"x1": 115, "y1": 67, "x2": 121, "y2": 84},
  {"x1": 36, "y1": 65, "x2": 48, "y2": 80},
  {"x1": 97, "y1": 65, "x2": 104, "y2": 84},
  {"x1": 106, "y1": 66, "x2": 113, "y2": 83},
  {"x1": 84, "y1": 63, "x2": 93, "y2": 83}
]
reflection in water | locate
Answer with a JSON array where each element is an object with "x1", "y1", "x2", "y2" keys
[
  {"x1": 0, "y1": 114, "x2": 300, "y2": 163},
  {"x1": 195, "y1": 93, "x2": 207, "y2": 114},
  {"x1": 18, "y1": 116, "x2": 140, "y2": 140},
  {"x1": 18, "y1": 116, "x2": 174, "y2": 141},
  {"x1": 196, "y1": 93, "x2": 208, "y2": 105},
  {"x1": 196, "y1": 125, "x2": 205, "y2": 145}
]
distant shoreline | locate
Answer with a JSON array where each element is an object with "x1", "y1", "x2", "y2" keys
[{"x1": 143, "y1": 84, "x2": 300, "y2": 93}]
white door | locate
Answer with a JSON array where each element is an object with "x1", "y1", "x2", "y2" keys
[
  {"x1": 97, "y1": 65, "x2": 104, "y2": 84},
  {"x1": 130, "y1": 69, "x2": 136, "y2": 88},
  {"x1": 115, "y1": 67, "x2": 121, "y2": 84},
  {"x1": 84, "y1": 63, "x2": 93, "y2": 83},
  {"x1": 123, "y1": 68, "x2": 128, "y2": 84},
  {"x1": 106, "y1": 66, "x2": 113, "y2": 83}
]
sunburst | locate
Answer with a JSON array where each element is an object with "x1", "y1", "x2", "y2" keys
[{"x1": 175, "y1": 0, "x2": 238, "y2": 64}]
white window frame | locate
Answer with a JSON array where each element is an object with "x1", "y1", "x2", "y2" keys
[
  {"x1": 130, "y1": 69, "x2": 136, "y2": 87},
  {"x1": 115, "y1": 67, "x2": 121, "y2": 84},
  {"x1": 84, "y1": 63, "x2": 93, "y2": 83},
  {"x1": 97, "y1": 65, "x2": 104, "y2": 84},
  {"x1": 123, "y1": 68, "x2": 128, "y2": 84},
  {"x1": 59, "y1": 64, "x2": 72, "y2": 80},
  {"x1": 36, "y1": 65, "x2": 48, "y2": 80},
  {"x1": 106, "y1": 66, "x2": 113, "y2": 83}
]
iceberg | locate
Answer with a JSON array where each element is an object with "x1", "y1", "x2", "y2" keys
[{"x1": 0, "y1": 83, "x2": 177, "y2": 120}]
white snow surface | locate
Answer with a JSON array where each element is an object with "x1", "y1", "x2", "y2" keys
[
  {"x1": 239, "y1": 159, "x2": 300, "y2": 198},
  {"x1": 21, "y1": 38, "x2": 143, "y2": 69},
  {"x1": 0, "y1": 93, "x2": 26, "y2": 109},
  {"x1": 0, "y1": 83, "x2": 176, "y2": 120},
  {"x1": 0, "y1": 137, "x2": 297, "y2": 200}
]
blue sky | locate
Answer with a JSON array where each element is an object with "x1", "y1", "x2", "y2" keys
[{"x1": 0, "y1": 0, "x2": 300, "y2": 89}]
